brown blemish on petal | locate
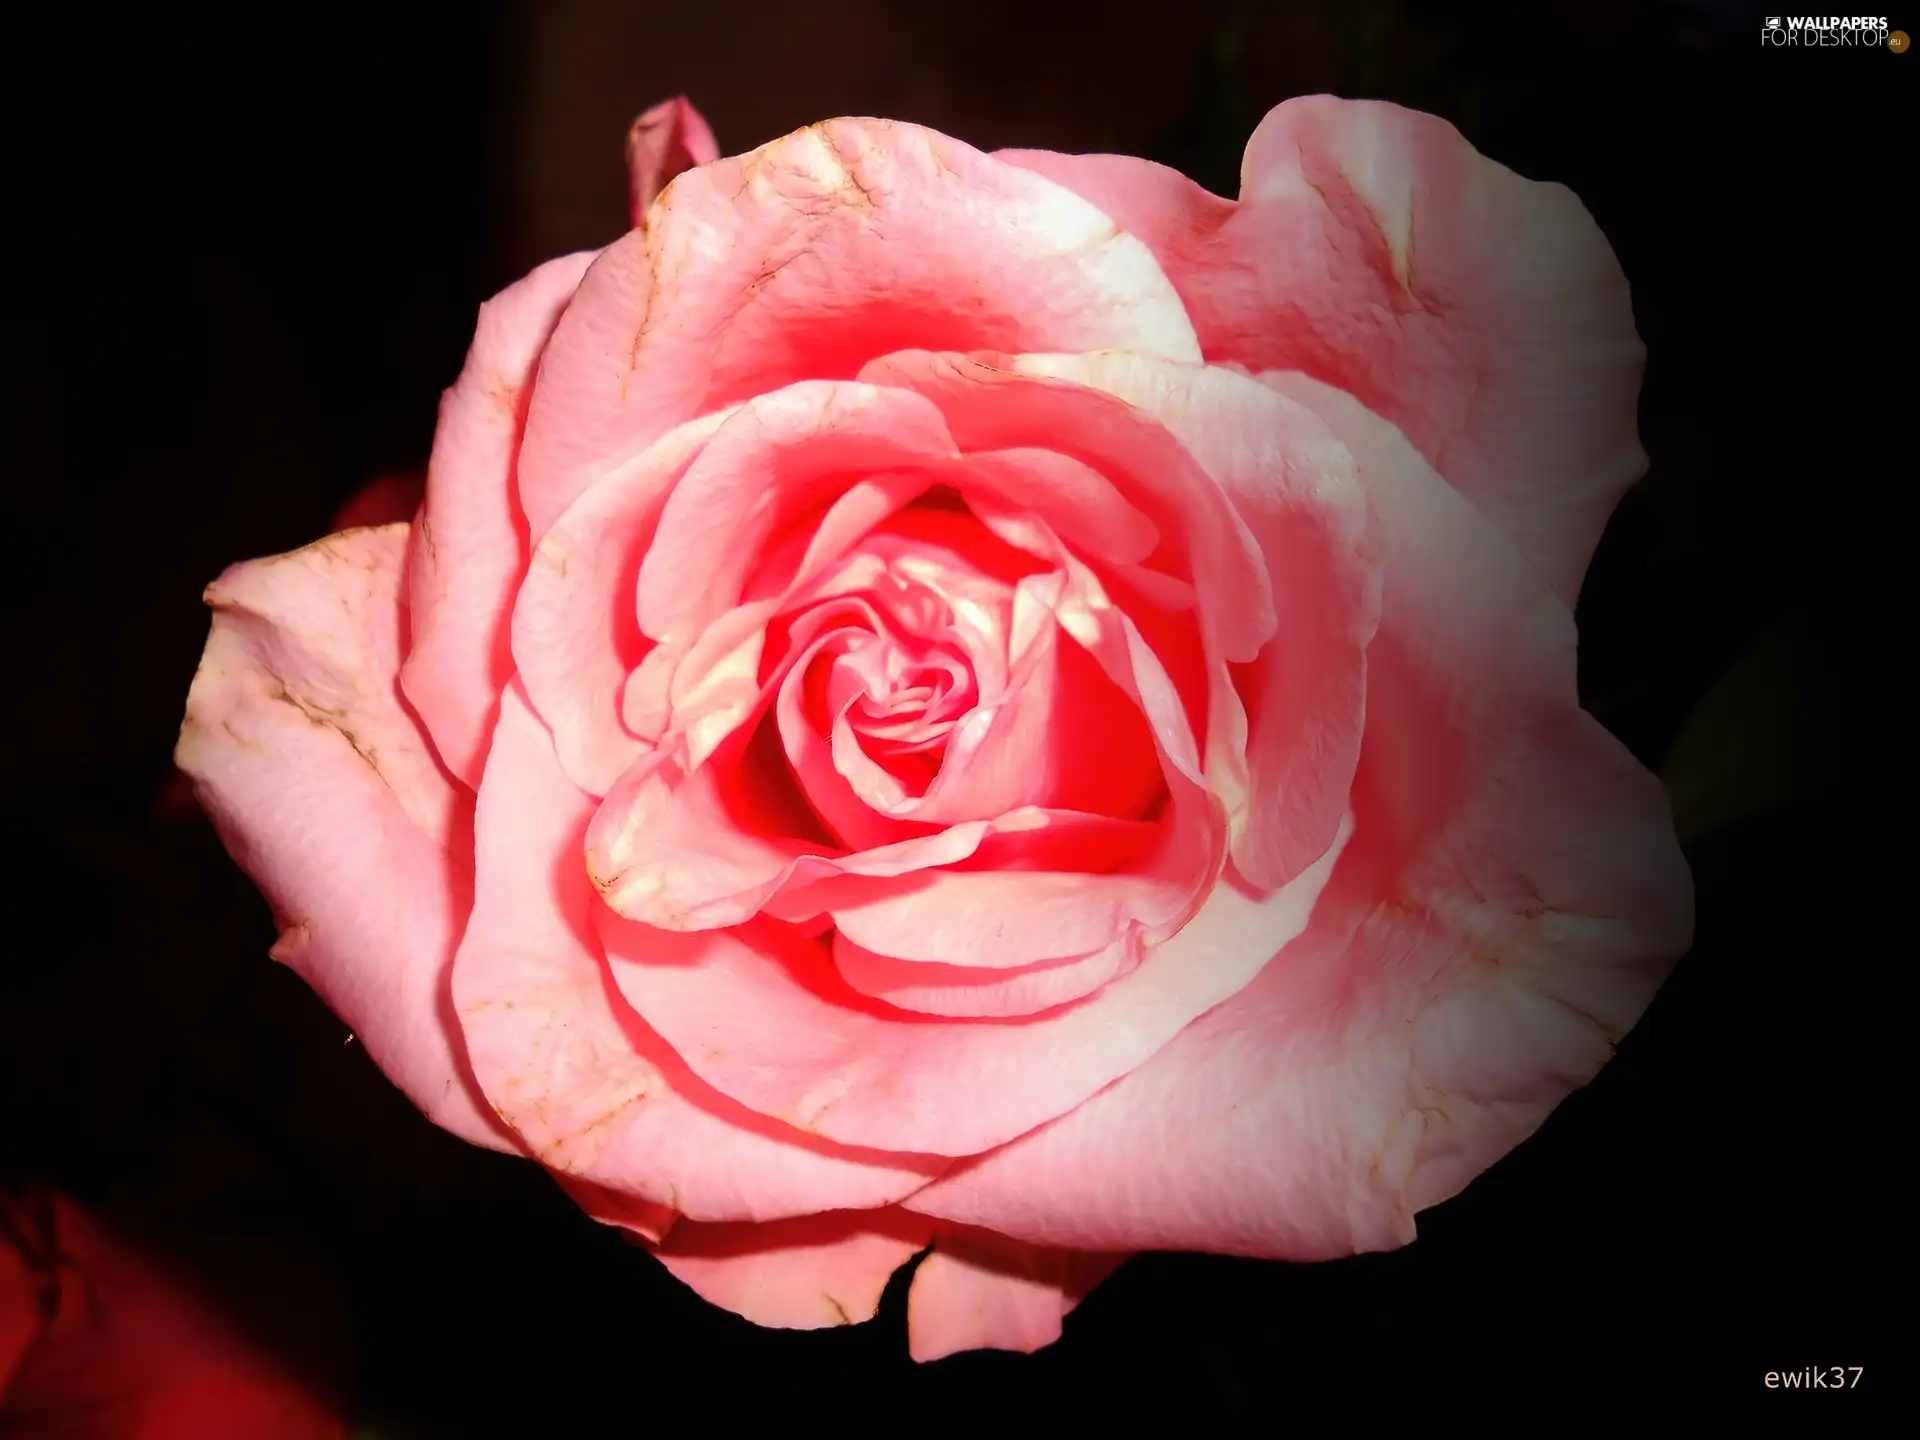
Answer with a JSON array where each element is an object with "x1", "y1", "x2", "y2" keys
[
  {"x1": 306, "y1": 533, "x2": 393, "y2": 573},
  {"x1": 921, "y1": 132, "x2": 961, "y2": 184},
  {"x1": 1398, "y1": 200, "x2": 1421, "y2": 301},
  {"x1": 532, "y1": 539, "x2": 573, "y2": 582},
  {"x1": 823, "y1": 1293, "x2": 853, "y2": 1325},
  {"x1": 1064, "y1": 220, "x2": 1124, "y2": 258},
  {"x1": 815, "y1": 126, "x2": 880, "y2": 212},
  {"x1": 484, "y1": 375, "x2": 521, "y2": 413},
  {"x1": 1364, "y1": 1103, "x2": 1427, "y2": 1247},
  {"x1": 621, "y1": 241, "x2": 668, "y2": 403},
  {"x1": 269, "y1": 917, "x2": 317, "y2": 965},
  {"x1": 1293, "y1": 141, "x2": 1336, "y2": 215},
  {"x1": 575, "y1": 1090, "x2": 648, "y2": 1139},
  {"x1": 268, "y1": 681, "x2": 383, "y2": 778},
  {"x1": 218, "y1": 718, "x2": 259, "y2": 751},
  {"x1": 1374, "y1": 874, "x2": 1634, "y2": 1231},
  {"x1": 531, "y1": 1085, "x2": 651, "y2": 1175},
  {"x1": 788, "y1": 1076, "x2": 853, "y2": 1136},
  {"x1": 744, "y1": 250, "x2": 807, "y2": 298},
  {"x1": 1348, "y1": 184, "x2": 1424, "y2": 314}
]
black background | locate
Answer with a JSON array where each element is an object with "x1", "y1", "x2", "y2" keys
[{"x1": 2, "y1": 0, "x2": 1897, "y2": 1426}]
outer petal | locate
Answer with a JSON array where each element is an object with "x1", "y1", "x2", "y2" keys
[
  {"x1": 906, "y1": 1232, "x2": 1123, "y2": 1363},
  {"x1": 451, "y1": 686, "x2": 947, "y2": 1222},
  {"x1": 626, "y1": 95, "x2": 720, "y2": 224},
  {"x1": 598, "y1": 818, "x2": 1344, "y2": 1157},
  {"x1": 555, "y1": 1177, "x2": 677, "y2": 1246},
  {"x1": 1001, "y1": 94, "x2": 1646, "y2": 605},
  {"x1": 176, "y1": 525, "x2": 511, "y2": 1153},
  {"x1": 647, "y1": 1210, "x2": 934, "y2": 1331},
  {"x1": 402, "y1": 251, "x2": 599, "y2": 787},
  {"x1": 906, "y1": 384, "x2": 1690, "y2": 1256},
  {"x1": 515, "y1": 118, "x2": 1202, "y2": 538}
]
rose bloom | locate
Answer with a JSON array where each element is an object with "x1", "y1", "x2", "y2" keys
[{"x1": 177, "y1": 95, "x2": 1691, "y2": 1360}]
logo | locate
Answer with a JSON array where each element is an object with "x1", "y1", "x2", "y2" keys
[{"x1": 1761, "y1": 14, "x2": 1895, "y2": 45}]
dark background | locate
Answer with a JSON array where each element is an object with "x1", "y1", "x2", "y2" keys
[{"x1": 1, "y1": 0, "x2": 1896, "y2": 1426}]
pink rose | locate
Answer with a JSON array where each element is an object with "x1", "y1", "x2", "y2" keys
[{"x1": 177, "y1": 93, "x2": 1691, "y2": 1361}]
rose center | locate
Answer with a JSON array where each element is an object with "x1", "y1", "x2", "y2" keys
[
  {"x1": 800, "y1": 568, "x2": 986, "y2": 794},
  {"x1": 741, "y1": 496, "x2": 1165, "y2": 845}
]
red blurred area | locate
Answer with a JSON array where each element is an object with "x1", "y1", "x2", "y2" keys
[{"x1": 1, "y1": 1187, "x2": 344, "y2": 1439}]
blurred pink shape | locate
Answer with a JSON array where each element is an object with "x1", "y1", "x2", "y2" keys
[{"x1": 1, "y1": 1187, "x2": 345, "y2": 1438}]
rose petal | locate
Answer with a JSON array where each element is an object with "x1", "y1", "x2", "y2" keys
[
  {"x1": 858, "y1": 350, "x2": 1275, "y2": 665},
  {"x1": 766, "y1": 809, "x2": 1159, "y2": 922},
  {"x1": 827, "y1": 864, "x2": 1186, "y2": 972},
  {"x1": 625, "y1": 597, "x2": 782, "y2": 764},
  {"x1": 954, "y1": 446, "x2": 1160, "y2": 567},
  {"x1": 515, "y1": 118, "x2": 1201, "y2": 539},
  {"x1": 832, "y1": 930, "x2": 1140, "y2": 1019},
  {"x1": 1001, "y1": 94, "x2": 1646, "y2": 605},
  {"x1": 746, "y1": 469, "x2": 945, "y2": 611},
  {"x1": 648, "y1": 1210, "x2": 934, "y2": 1331},
  {"x1": 1026, "y1": 535, "x2": 1210, "y2": 792},
  {"x1": 626, "y1": 95, "x2": 721, "y2": 225},
  {"x1": 555, "y1": 1177, "x2": 678, "y2": 1245},
  {"x1": 637, "y1": 381, "x2": 960, "y2": 644},
  {"x1": 776, "y1": 617, "x2": 943, "y2": 853},
  {"x1": 176, "y1": 525, "x2": 509, "y2": 1153},
  {"x1": 511, "y1": 406, "x2": 736, "y2": 797},
  {"x1": 958, "y1": 494, "x2": 1244, "y2": 900},
  {"x1": 584, "y1": 742, "x2": 816, "y2": 931},
  {"x1": 905, "y1": 387, "x2": 1690, "y2": 1257},
  {"x1": 597, "y1": 817, "x2": 1343, "y2": 1157},
  {"x1": 903, "y1": 572, "x2": 1164, "y2": 828},
  {"x1": 649, "y1": 500, "x2": 1018, "y2": 800},
  {"x1": 906, "y1": 1232, "x2": 1110, "y2": 1362},
  {"x1": 402, "y1": 251, "x2": 599, "y2": 786},
  {"x1": 586, "y1": 733, "x2": 1116, "y2": 934},
  {"x1": 1009, "y1": 352, "x2": 1381, "y2": 893},
  {"x1": 451, "y1": 686, "x2": 946, "y2": 1222}
]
